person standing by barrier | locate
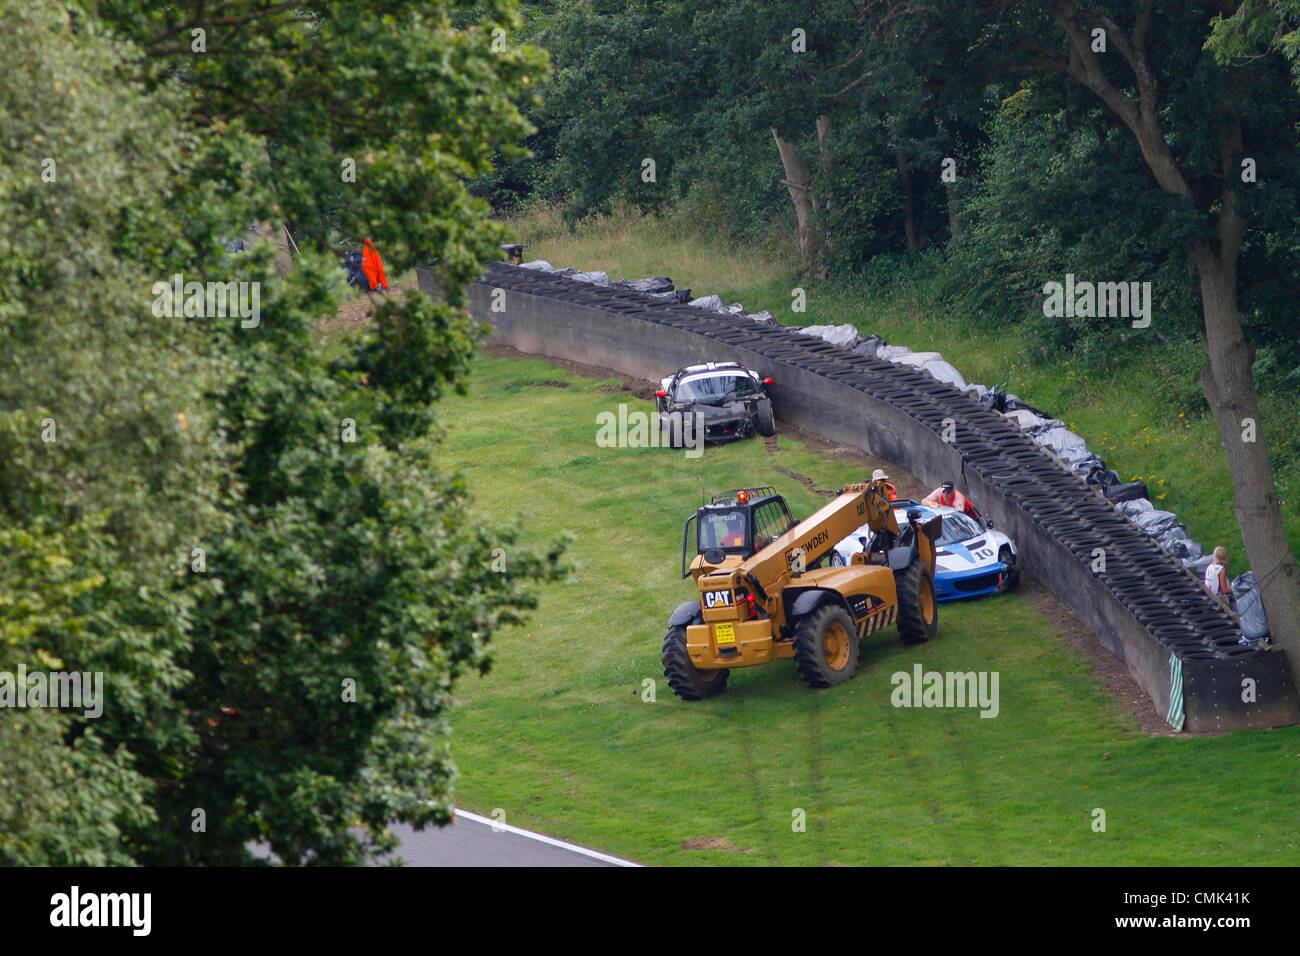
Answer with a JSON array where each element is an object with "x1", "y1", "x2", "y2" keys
[{"x1": 1204, "y1": 546, "x2": 1231, "y2": 600}]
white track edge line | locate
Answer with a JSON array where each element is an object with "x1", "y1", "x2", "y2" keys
[{"x1": 452, "y1": 808, "x2": 642, "y2": 867}]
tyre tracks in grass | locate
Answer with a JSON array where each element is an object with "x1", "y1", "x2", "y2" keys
[
  {"x1": 880, "y1": 706, "x2": 978, "y2": 865},
  {"x1": 938, "y1": 701, "x2": 1006, "y2": 867},
  {"x1": 735, "y1": 718, "x2": 778, "y2": 862},
  {"x1": 763, "y1": 434, "x2": 838, "y2": 499},
  {"x1": 803, "y1": 693, "x2": 834, "y2": 865}
]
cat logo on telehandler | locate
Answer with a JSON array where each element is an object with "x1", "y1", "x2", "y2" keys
[{"x1": 662, "y1": 481, "x2": 941, "y2": 699}]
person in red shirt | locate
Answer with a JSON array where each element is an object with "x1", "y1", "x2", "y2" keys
[
  {"x1": 923, "y1": 480, "x2": 980, "y2": 520},
  {"x1": 361, "y1": 237, "x2": 388, "y2": 293}
]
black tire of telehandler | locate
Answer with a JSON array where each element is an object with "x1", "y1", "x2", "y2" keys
[
  {"x1": 662, "y1": 624, "x2": 729, "y2": 700},
  {"x1": 792, "y1": 604, "x2": 860, "y2": 688},
  {"x1": 896, "y1": 560, "x2": 939, "y2": 645},
  {"x1": 754, "y1": 399, "x2": 777, "y2": 437}
]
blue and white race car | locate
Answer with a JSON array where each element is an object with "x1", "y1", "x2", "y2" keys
[{"x1": 829, "y1": 499, "x2": 1019, "y2": 601}]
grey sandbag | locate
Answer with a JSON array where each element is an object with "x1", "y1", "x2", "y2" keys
[
  {"x1": 1134, "y1": 509, "x2": 1179, "y2": 536},
  {"x1": 1232, "y1": 571, "x2": 1270, "y2": 641},
  {"x1": 1183, "y1": 554, "x2": 1213, "y2": 576},
  {"x1": 570, "y1": 270, "x2": 611, "y2": 286},
  {"x1": 614, "y1": 276, "x2": 673, "y2": 294},
  {"x1": 687, "y1": 294, "x2": 724, "y2": 310},
  {"x1": 748, "y1": 310, "x2": 779, "y2": 326},
  {"x1": 876, "y1": 344, "x2": 912, "y2": 362},
  {"x1": 920, "y1": 359, "x2": 968, "y2": 391},
  {"x1": 797, "y1": 324, "x2": 860, "y2": 348},
  {"x1": 519, "y1": 259, "x2": 556, "y2": 272},
  {"x1": 1118, "y1": 498, "x2": 1153, "y2": 517},
  {"x1": 1004, "y1": 408, "x2": 1063, "y2": 434},
  {"x1": 1158, "y1": 527, "x2": 1193, "y2": 559},
  {"x1": 1035, "y1": 426, "x2": 1089, "y2": 460}
]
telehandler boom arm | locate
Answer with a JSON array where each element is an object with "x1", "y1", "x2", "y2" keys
[{"x1": 738, "y1": 481, "x2": 899, "y2": 594}]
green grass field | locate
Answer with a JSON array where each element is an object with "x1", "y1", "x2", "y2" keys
[
  {"x1": 503, "y1": 205, "x2": 1300, "y2": 572},
  {"x1": 439, "y1": 353, "x2": 1300, "y2": 866}
]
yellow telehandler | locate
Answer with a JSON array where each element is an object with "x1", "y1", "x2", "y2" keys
[{"x1": 663, "y1": 480, "x2": 941, "y2": 699}]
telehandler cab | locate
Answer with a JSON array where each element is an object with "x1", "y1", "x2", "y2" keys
[{"x1": 663, "y1": 481, "x2": 942, "y2": 699}]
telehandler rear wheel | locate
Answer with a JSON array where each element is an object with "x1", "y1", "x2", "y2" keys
[
  {"x1": 662, "y1": 624, "x2": 729, "y2": 700},
  {"x1": 896, "y1": 559, "x2": 938, "y2": 645},
  {"x1": 793, "y1": 604, "x2": 860, "y2": 688}
]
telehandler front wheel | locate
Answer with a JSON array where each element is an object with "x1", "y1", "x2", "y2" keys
[
  {"x1": 793, "y1": 604, "x2": 860, "y2": 688},
  {"x1": 896, "y1": 560, "x2": 938, "y2": 645},
  {"x1": 662, "y1": 624, "x2": 729, "y2": 700}
]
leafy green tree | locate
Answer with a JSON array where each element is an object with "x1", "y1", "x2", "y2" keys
[
  {"x1": 2, "y1": 1, "x2": 562, "y2": 865},
  {"x1": 1028, "y1": 0, "x2": 1300, "y2": 691}
]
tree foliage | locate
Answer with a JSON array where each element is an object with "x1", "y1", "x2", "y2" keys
[{"x1": 1, "y1": 1, "x2": 562, "y2": 865}]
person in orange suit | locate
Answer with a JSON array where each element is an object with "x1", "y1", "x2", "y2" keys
[{"x1": 361, "y1": 237, "x2": 388, "y2": 293}]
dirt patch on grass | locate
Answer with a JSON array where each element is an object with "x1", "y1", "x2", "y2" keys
[
  {"x1": 504, "y1": 379, "x2": 570, "y2": 390},
  {"x1": 483, "y1": 343, "x2": 660, "y2": 401},
  {"x1": 319, "y1": 282, "x2": 414, "y2": 337},
  {"x1": 681, "y1": 837, "x2": 750, "y2": 852},
  {"x1": 770, "y1": 460, "x2": 837, "y2": 498}
]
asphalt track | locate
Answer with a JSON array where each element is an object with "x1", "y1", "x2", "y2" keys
[{"x1": 382, "y1": 810, "x2": 639, "y2": 867}]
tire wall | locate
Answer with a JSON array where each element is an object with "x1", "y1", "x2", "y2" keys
[{"x1": 438, "y1": 264, "x2": 1299, "y2": 732}]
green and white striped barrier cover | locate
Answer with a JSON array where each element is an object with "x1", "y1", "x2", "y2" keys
[{"x1": 1166, "y1": 653, "x2": 1185, "y2": 731}]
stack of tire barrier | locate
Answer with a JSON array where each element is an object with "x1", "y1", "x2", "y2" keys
[{"x1": 440, "y1": 261, "x2": 1298, "y2": 732}]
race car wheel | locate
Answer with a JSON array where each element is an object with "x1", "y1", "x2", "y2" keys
[
  {"x1": 896, "y1": 559, "x2": 938, "y2": 645},
  {"x1": 662, "y1": 623, "x2": 729, "y2": 700},
  {"x1": 829, "y1": 551, "x2": 846, "y2": 567},
  {"x1": 995, "y1": 546, "x2": 1020, "y2": 594},
  {"x1": 754, "y1": 398, "x2": 777, "y2": 437}
]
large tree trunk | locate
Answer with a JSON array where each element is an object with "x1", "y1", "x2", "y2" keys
[
  {"x1": 895, "y1": 151, "x2": 918, "y2": 252},
  {"x1": 816, "y1": 114, "x2": 833, "y2": 215},
  {"x1": 773, "y1": 128, "x2": 825, "y2": 278},
  {"x1": 1192, "y1": 235, "x2": 1300, "y2": 688},
  {"x1": 246, "y1": 220, "x2": 295, "y2": 277},
  {"x1": 1048, "y1": 1, "x2": 1300, "y2": 700}
]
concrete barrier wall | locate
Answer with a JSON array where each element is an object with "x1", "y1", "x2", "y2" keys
[{"x1": 433, "y1": 263, "x2": 1299, "y2": 732}]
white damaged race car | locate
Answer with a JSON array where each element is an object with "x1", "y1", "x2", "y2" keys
[{"x1": 830, "y1": 499, "x2": 1019, "y2": 601}]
